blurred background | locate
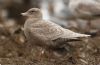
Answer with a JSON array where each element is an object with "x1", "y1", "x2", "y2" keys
[
  {"x1": 0, "y1": 0, "x2": 99, "y2": 34},
  {"x1": 0, "y1": 0, "x2": 99, "y2": 65}
]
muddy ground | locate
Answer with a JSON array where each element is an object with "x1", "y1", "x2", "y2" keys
[{"x1": 0, "y1": 26, "x2": 99, "y2": 65}]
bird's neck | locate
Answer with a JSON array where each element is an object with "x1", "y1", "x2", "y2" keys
[
  {"x1": 28, "y1": 16, "x2": 42, "y2": 19},
  {"x1": 26, "y1": 17, "x2": 42, "y2": 23}
]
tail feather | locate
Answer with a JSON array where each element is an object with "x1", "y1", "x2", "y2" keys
[
  {"x1": 74, "y1": 33, "x2": 91, "y2": 38},
  {"x1": 62, "y1": 29, "x2": 91, "y2": 39}
]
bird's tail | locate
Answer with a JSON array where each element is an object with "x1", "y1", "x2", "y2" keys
[
  {"x1": 73, "y1": 33, "x2": 91, "y2": 38},
  {"x1": 62, "y1": 29, "x2": 91, "y2": 39}
]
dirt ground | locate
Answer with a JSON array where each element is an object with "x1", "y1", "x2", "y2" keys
[{"x1": 0, "y1": 26, "x2": 100, "y2": 65}]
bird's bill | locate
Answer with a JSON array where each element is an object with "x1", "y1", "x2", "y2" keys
[{"x1": 21, "y1": 12, "x2": 28, "y2": 16}]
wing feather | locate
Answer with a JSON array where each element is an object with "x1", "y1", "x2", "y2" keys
[{"x1": 30, "y1": 20, "x2": 90, "y2": 41}]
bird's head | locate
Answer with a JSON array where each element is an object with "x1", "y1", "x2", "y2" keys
[{"x1": 21, "y1": 8, "x2": 42, "y2": 19}]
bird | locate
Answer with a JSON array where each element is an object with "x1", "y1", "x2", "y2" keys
[
  {"x1": 68, "y1": 0, "x2": 100, "y2": 31},
  {"x1": 21, "y1": 8, "x2": 90, "y2": 58}
]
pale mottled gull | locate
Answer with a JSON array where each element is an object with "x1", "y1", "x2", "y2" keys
[
  {"x1": 68, "y1": 0, "x2": 100, "y2": 30},
  {"x1": 21, "y1": 8, "x2": 90, "y2": 56}
]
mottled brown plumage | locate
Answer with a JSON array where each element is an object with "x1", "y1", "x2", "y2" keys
[{"x1": 21, "y1": 8, "x2": 90, "y2": 57}]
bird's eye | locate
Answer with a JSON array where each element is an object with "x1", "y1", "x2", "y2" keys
[{"x1": 30, "y1": 11, "x2": 35, "y2": 13}]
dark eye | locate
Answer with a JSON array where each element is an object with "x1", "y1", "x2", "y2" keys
[{"x1": 30, "y1": 11, "x2": 35, "y2": 13}]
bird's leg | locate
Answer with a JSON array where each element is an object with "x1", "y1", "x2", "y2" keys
[{"x1": 37, "y1": 47, "x2": 45, "y2": 61}]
